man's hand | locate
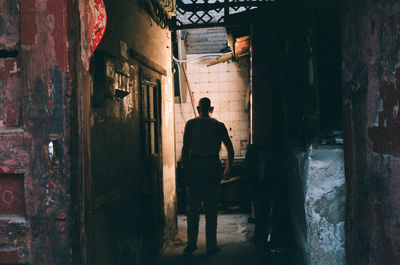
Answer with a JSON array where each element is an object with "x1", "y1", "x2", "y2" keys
[{"x1": 222, "y1": 165, "x2": 231, "y2": 180}]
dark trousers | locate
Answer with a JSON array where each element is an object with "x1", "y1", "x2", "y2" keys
[{"x1": 186, "y1": 156, "x2": 221, "y2": 250}]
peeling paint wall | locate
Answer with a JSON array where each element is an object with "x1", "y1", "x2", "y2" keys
[
  {"x1": 0, "y1": 0, "x2": 73, "y2": 264},
  {"x1": 342, "y1": 1, "x2": 400, "y2": 264}
]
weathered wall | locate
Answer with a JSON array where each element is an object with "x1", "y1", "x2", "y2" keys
[
  {"x1": 342, "y1": 1, "x2": 400, "y2": 264},
  {"x1": 90, "y1": 54, "x2": 146, "y2": 265},
  {"x1": 99, "y1": 0, "x2": 177, "y2": 244},
  {"x1": 290, "y1": 148, "x2": 310, "y2": 265},
  {"x1": 249, "y1": 4, "x2": 345, "y2": 263},
  {"x1": 1, "y1": 1, "x2": 176, "y2": 264},
  {"x1": 290, "y1": 146, "x2": 345, "y2": 265},
  {"x1": 102, "y1": 1, "x2": 177, "y2": 245},
  {"x1": 0, "y1": 0, "x2": 73, "y2": 264},
  {"x1": 74, "y1": 0, "x2": 176, "y2": 264}
]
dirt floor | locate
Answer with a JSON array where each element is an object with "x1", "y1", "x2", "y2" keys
[{"x1": 148, "y1": 214, "x2": 293, "y2": 265}]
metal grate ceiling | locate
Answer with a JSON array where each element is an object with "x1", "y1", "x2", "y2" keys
[{"x1": 176, "y1": 0, "x2": 277, "y2": 29}]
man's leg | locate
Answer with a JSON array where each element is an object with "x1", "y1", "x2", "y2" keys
[
  {"x1": 204, "y1": 184, "x2": 220, "y2": 252},
  {"x1": 186, "y1": 184, "x2": 202, "y2": 252}
]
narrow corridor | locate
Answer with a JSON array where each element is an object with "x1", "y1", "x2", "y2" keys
[
  {"x1": 3, "y1": 0, "x2": 400, "y2": 264},
  {"x1": 149, "y1": 214, "x2": 291, "y2": 265}
]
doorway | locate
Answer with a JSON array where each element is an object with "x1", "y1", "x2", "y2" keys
[{"x1": 170, "y1": 1, "x2": 344, "y2": 264}]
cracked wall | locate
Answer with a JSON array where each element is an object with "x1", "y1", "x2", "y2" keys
[{"x1": 342, "y1": 0, "x2": 400, "y2": 264}]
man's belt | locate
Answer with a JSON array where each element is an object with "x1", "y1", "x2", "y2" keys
[{"x1": 191, "y1": 154, "x2": 219, "y2": 159}]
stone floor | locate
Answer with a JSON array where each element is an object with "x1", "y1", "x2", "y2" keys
[{"x1": 148, "y1": 214, "x2": 292, "y2": 265}]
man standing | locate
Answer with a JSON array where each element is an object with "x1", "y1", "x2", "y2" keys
[{"x1": 182, "y1": 97, "x2": 234, "y2": 255}]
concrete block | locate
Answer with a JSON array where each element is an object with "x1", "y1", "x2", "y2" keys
[{"x1": 291, "y1": 146, "x2": 345, "y2": 265}]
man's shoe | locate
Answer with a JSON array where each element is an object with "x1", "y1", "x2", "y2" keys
[
  {"x1": 206, "y1": 246, "x2": 221, "y2": 256},
  {"x1": 183, "y1": 245, "x2": 198, "y2": 254}
]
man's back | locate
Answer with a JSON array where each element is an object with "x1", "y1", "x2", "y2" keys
[{"x1": 185, "y1": 116, "x2": 227, "y2": 157}]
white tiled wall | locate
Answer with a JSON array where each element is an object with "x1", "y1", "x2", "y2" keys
[{"x1": 175, "y1": 55, "x2": 250, "y2": 161}]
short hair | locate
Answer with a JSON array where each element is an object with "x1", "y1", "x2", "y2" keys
[{"x1": 198, "y1": 97, "x2": 212, "y2": 112}]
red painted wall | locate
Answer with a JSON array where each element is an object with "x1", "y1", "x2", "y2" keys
[{"x1": 0, "y1": 0, "x2": 73, "y2": 264}]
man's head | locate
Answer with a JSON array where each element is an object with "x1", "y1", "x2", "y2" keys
[{"x1": 197, "y1": 97, "x2": 214, "y2": 117}]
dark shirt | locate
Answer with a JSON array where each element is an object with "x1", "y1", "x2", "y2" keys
[{"x1": 183, "y1": 116, "x2": 231, "y2": 157}]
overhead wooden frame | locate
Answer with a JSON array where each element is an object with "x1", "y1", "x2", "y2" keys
[{"x1": 204, "y1": 35, "x2": 250, "y2": 66}]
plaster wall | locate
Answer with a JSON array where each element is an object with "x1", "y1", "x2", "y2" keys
[
  {"x1": 74, "y1": 0, "x2": 176, "y2": 264},
  {"x1": 87, "y1": 0, "x2": 176, "y2": 262},
  {"x1": 109, "y1": 3, "x2": 176, "y2": 236}
]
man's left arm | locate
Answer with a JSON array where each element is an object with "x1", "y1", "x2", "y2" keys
[{"x1": 221, "y1": 124, "x2": 234, "y2": 180}]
